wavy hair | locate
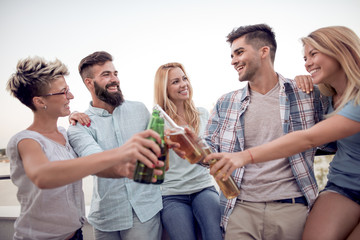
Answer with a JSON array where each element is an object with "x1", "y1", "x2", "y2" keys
[
  {"x1": 6, "y1": 56, "x2": 69, "y2": 111},
  {"x1": 154, "y1": 62, "x2": 200, "y2": 134},
  {"x1": 302, "y1": 26, "x2": 360, "y2": 114}
]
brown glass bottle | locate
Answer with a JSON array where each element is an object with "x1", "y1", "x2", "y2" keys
[
  {"x1": 208, "y1": 158, "x2": 240, "y2": 199},
  {"x1": 198, "y1": 139, "x2": 240, "y2": 199},
  {"x1": 154, "y1": 104, "x2": 205, "y2": 164}
]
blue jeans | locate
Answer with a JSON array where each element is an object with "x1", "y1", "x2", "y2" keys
[
  {"x1": 161, "y1": 186, "x2": 223, "y2": 240},
  {"x1": 322, "y1": 181, "x2": 360, "y2": 205}
]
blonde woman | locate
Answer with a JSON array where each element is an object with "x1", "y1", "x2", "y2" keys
[
  {"x1": 6, "y1": 56, "x2": 162, "y2": 240},
  {"x1": 206, "y1": 26, "x2": 360, "y2": 240},
  {"x1": 154, "y1": 62, "x2": 223, "y2": 240}
]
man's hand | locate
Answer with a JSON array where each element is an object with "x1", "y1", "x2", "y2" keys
[
  {"x1": 108, "y1": 129, "x2": 164, "y2": 181},
  {"x1": 204, "y1": 151, "x2": 245, "y2": 181}
]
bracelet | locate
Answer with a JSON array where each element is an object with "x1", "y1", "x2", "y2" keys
[{"x1": 247, "y1": 149, "x2": 254, "y2": 164}]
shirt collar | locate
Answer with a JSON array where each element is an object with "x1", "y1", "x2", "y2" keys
[
  {"x1": 241, "y1": 72, "x2": 288, "y2": 100},
  {"x1": 88, "y1": 101, "x2": 113, "y2": 117},
  {"x1": 278, "y1": 73, "x2": 290, "y2": 88},
  {"x1": 240, "y1": 84, "x2": 251, "y2": 101}
]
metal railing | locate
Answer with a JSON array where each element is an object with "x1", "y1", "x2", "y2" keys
[{"x1": 0, "y1": 175, "x2": 10, "y2": 180}]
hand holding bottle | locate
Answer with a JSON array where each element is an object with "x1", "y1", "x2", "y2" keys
[
  {"x1": 199, "y1": 138, "x2": 240, "y2": 199},
  {"x1": 155, "y1": 104, "x2": 205, "y2": 164},
  {"x1": 113, "y1": 129, "x2": 164, "y2": 180},
  {"x1": 133, "y1": 109, "x2": 168, "y2": 184}
]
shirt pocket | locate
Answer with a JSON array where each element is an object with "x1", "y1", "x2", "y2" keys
[{"x1": 219, "y1": 117, "x2": 239, "y2": 152}]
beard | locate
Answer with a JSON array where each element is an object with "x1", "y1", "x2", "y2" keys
[{"x1": 94, "y1": 81, "x2": 124, "y2": 107}]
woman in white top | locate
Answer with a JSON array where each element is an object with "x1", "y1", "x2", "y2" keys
[
  {"x1": 6, "y1": 56, "x2": 163, "y2": 240},
  {"x1": 154, "y1": 62, "x2": 223, "y2": 240}
]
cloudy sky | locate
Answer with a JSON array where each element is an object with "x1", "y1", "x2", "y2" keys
[{"x1": 0, "y1": 0, "x2": 359, "y2": 148}]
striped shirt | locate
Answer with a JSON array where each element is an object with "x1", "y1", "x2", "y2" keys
[{"x1": 204, "y1": 73, "x2": 329, "y2": 231}]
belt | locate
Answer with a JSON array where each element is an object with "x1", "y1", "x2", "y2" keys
[{"x1": 275, "y1": 196, "x2": 308, "y2": 206}]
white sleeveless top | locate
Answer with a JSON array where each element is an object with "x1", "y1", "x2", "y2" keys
[{"x1": 6, "y1": 127, "x2": 85, "y2": 240}]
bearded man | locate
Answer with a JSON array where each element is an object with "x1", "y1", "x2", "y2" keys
[{"x1": 68, "y1": 51, "x2": 162, "y2": 240}]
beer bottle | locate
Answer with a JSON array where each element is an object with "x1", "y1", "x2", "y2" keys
[
  {"x1": 197, "y1": 137, "x2": 241, "y2": 199},
  {"x1": 154, "y1": 104, "x2": 204, "y2": 164},
  {"x1": 208, "y1": 158, "x2": 240, "y2": 199},
  {"x1": 153, "y1": 131, "x2": 168, "y2": 184},
  {"x1": 133, "y1": 109, "x2": 166, "y2": 184}
]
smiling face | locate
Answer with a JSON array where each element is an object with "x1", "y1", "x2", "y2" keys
[
  {"x1": 90, "y1": 61, "x2": 124, "y2": 107},
  {"x1": 230, "y1": 36, "x2": 261, "y2": 82},
  {"x1": 41, "y1": 76, "x2": 74, "y2": 117},
  {"x1": 304, "y1": 44, "x2": 344, "y2": 85},
  {"x1": 167, "y1": 67, "x2": 190, "y2": 106}
]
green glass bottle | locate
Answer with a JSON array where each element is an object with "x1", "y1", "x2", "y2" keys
[
  {"x1": 133, "y1": 109, "x2": 167, "y2": 184},
  {"x1": 153, "y1": 133, "x2": 167, "y2": 184}
]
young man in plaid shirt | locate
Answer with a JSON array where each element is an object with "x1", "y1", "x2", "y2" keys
[{"x1": 204, "y1": 24, "x2": 329, "y2": 240}]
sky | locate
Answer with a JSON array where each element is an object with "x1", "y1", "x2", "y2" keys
[{"x1": 0, "y1": 0, "x2": 359, "y2": 149}]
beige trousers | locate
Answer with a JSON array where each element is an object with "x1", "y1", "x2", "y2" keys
[{"x1": 225, "y1": 200, "x2": 308, "y2": 240}]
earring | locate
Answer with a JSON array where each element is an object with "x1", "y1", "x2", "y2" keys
[{"x1": 43, "y1": 105, "x2": 47, "y2": 110}]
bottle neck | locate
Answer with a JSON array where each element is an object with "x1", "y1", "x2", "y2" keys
[{"x1": 154, "y1": 104, "x2": 184, "y2": 131}]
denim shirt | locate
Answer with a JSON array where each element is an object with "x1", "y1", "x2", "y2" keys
[
  {"x1": 68, "y1": 100, "x2": 162, "y2": 231},
  {"x1": 204, "y1": 73, "x2": 329, "y2": 231}
]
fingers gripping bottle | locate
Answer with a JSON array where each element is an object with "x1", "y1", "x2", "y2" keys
[
  {"x1": 133, "y1": 109, "x2": 167, "y2": 184},
  {"x1": 154, "y1": 104, "x2": 204, "y2": 164},
  {"x1": 197, "y1": 138, "x2": 241, "y2": 199}
]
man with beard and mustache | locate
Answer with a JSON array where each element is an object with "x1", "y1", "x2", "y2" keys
[
  {"x1": 68, "y1": 51, "x2": 163, "y2": 240},
  {"x1": 202, "y1": 24, "x2": 332, "y2": 239}
]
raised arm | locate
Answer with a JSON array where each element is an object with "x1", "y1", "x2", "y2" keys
[
  {"x1": 207, "y1": 114, "x2": 360, "y2": 180},
  {"x1": 19, "y1": 130, "x2": 162, "y2": 189}
]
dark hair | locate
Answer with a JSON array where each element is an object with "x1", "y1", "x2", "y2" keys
[
  {"x1": 78, "y1": 51, "x2": 113, "y2": 80},
  {"x1": 227, "y1": 24, "x2": 277, "y2": 63},
  {"x1": 7, "y1": 56, "x2": 69, "y2": 111}
]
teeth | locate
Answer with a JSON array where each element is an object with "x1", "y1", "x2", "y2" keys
[
  {"x1": 108, "y1": 86, "x2": 118, "y2": 91},
  {"x1": 310, "y1": 69, "x2": 319, "y2": 75},
  {"x1": 236, "y1": 65, "x2": 244, "y2": 71}
]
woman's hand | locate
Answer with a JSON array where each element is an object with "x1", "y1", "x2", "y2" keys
[
  {"x1": 69, "y1": 111, "x2": 91, "y2": 127},
  {"x1": 295, "y1": 75, "x2": 314, "y2": 93},
  {"x1": 164, "y1": 129, "x2": 185, "y2": 159}
]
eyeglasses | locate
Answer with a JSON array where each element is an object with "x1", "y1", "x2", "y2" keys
[{"x1": 40, "y1": 88, "x2": 72, "y2": 97}]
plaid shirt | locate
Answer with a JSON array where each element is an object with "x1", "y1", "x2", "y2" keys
[{"x1": 204, "y1": 74, "x2": 329, "y2": 231}]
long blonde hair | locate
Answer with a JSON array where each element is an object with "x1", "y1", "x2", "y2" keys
[
  {"x1": 301, "y1": 26, "x2": 360, "y2": 114},
  {"x1": 154, "y1": 62, "x2": 200, "y2": 134}
]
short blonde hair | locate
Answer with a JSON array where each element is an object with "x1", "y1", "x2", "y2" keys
[
  {"x1": 7, "y1": 56, "x2": 69, "y2": 111},
  {"x1": 154, "y1": 62, "x2": 200, "y2": 134},
  {"x1": 302, "y1": 26, "x2": 360, "y2": 114}
]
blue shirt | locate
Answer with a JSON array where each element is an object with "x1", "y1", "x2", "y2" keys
[
  {"x1": 328, "y1": 100, "x2": 360, "y2": 191},
  {"x1": 68, "y1": 100, "x2": 162, "y2": 231},
  {"x1": 204, "y1": 74, "x2": 329, "y2": 231}
]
